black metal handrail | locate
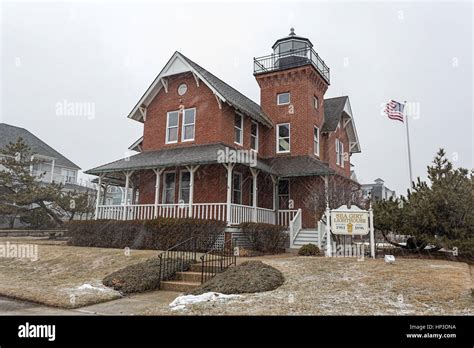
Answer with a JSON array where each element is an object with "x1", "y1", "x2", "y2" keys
[
  {"x1": 157, "y1": 237, "x2": 197, "y2": 289},
  {"x1": 254, "y1": 47, "x2": 330, "y2": 83},
  {"x1": 200, "y1": 237, "x2": 236, "y2": 283}
]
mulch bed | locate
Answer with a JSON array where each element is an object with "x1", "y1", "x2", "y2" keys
[{"x1": 190, "y1": 261, "x2": 285, "y2": 295}]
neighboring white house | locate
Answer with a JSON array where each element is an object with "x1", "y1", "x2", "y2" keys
[
  {"x1": 0, "y1": 123, "x2": 83, "y2": 190},
  {"x1": 361, "y1": 178, "x2": 396, "y2": 201}
]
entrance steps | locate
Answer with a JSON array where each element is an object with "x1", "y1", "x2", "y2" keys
[{"x1": 290, "y1": 229, "x2": 327, "y2": 249}]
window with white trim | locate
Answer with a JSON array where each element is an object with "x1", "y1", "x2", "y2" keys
[
  {"x1": 61, "y1": 168, "x2": 77, "y2": 184},
  {"x1": 336, "y1": 139, "x2": 344, "y2": 167},
  {"x1": 340, "y1": 141, "x2": 345, "y2": 168},
  {"x1": 162, "y1": 172, "x2": 176, "y2": 204},
  {"x1": 313, "y1": 96, "x2": 319, "y2": 109},
  {"x1": 234, "y1": 114, "x2": 243, "y2": 145},
  {"x1": 277, "y1": 123, "x2": 290, "y2": 153},
  {"x1": 181, "y1": 108, "x2": 195, "y2": 142},
  {"x1": 179, "y1": 171, "x2": 190, "y2": 203},
  {"x1": 166, "y1": 111, "x2": 179, "y2": 144},
  {"x1": 313, "y1": 126, "x2": 320, "y2": 156},
  {"x1": 250, "y1": 121, "x2": 258, "y2": 152},
  {"x1": 232, "y1": 172, "x2": 242, "y2": 204},
  {"x1": 277, "y1": 92, "x2": 290, "y2": 105}
]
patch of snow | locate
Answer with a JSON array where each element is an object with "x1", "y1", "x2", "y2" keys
[
  {"x1": 169, "y1": 292, "x2": 240, "y2": 311},
  {"x1": 69, "y1": 283, "x2": 116, "y2": 294}
]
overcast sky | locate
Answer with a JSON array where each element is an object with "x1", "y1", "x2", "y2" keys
[{"x1": 1, "y1": 0, "x2": 472, "y2": 196}]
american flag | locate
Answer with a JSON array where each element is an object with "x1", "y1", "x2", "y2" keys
[{"x1": 384, "y1": 100, "x2": 405, "y2": 122}]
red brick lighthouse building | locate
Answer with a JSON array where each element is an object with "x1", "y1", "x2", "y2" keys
[{"x1": 87, "y1": 29, "x2": 362, "y2": 247}]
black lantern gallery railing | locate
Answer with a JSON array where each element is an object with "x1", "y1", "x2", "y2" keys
[{"x1": 253, "y1": 47, "x2": 330, "y2": 83}]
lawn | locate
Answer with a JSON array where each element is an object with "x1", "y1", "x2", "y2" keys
[
  {"x1": 161, "y1": 255, "x2": 474, "y2": 315},
  {"x1": 0, "y1": 237, "x2": 158, "y2": 308},
  {"x1": 0, "y1": 237, "x2": 472, "y2": 315}
]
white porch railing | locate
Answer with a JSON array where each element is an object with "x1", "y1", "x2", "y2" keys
[
  {"x1": 230, "y1": 204, "x2": 254, "y2": 225},
  {"x1": 96, "y1": 203, "x2": 293, "y2": 226},
  {"x1": 256, "y1": 207, "x2": 276, "y2": 224},
  {"x1": 278, "y1": 209, "x2": 298, "y2": 226},
  {"x1": 289, "y1": 208, "x2": 302, "y2": 248}
]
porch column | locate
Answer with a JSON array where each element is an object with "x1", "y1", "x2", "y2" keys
[
  {"x1": 223, "y1": 163, "x2": 235, "y2": 225},
  {"x1": 186, "y1": 165, "x2": 200, "y2": 218},
  {"x1": 50, "y1": 159, "x2": 55, "y2": 183},
  {"x1": 369, "y1": 201, "x2": 375, "y2": 259},
  {"x1": 324, "y1": 175, "x2": 332, "y2": 257},
  {"x1": 101, "y1": 182, "x2": 108, "y2": 205},
  {"x1": 123, "y1": 170, "x2": 134, "y2": 220},
  {"x1": 152, "y1": 168, "x2": 164, "y2": 218},
  {"x1": 94, "y1": 174, "x2": 104, "y2": 220},
  {"x1": 250, "y1": 168, "x2": 259, "y2": 222},
  {"x1": 271, "y1": 175, "x2": 279, "y2": 224}
]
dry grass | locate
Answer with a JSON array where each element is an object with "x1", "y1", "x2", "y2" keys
[
  {"x1": 0, "y1": 237, "x2": 157, "y2": 308},
  {"x1": 165, "y1": 256, "x2": 474, "y2": 315}
]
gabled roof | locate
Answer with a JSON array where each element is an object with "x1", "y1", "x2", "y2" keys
[
  {"x1": 128, "y1": 51, "x2": 273, "y2": 128},
  {"x1": 0, "y1": 123, "x2": 80, "y2": 169},
  {"x1": 322, "y1": 96, "x2": 361, "y2": 153},
  {"x1": 128, "y1": 136, "x2": 143, "y2": 152}
]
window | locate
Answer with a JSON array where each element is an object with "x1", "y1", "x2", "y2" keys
[
  {"x1": 250, "y1": 121, "x2": 258, "y2": 151},
  {"x1": 177, "y1": 83, "x2": 187, "y2": 96},
  {"x1": 162, "y1": 172, "x2": 176, "y2": 204},
  {"x1": 278, "y1": 179, "x2": 290, "y2": 209},
  {"x1": 313, "y1": 126, "x2": 320, "y2": 156},
  {"x1": 182, "y1": 108, "x2": 195, "y2": 142},
  {"x1": 313, "y1": 96, "x2": 319, "y2": 109},
  {"x1": 61, "y1": 169, "x2": 76, "y2": 184},
  {"x1": 179, "y1": 171, "x2": 190, "y2": 203},
  {"x1": 234, "y1": 114, "x2": 243, "y2": 145},
  {"x1": 232, "y1": 172, "x2": 242, "y2": 204},
  {"x1": 277, "y1": 92, "x2": 290, "y2": 105},
  {"x1": 166, "y1": 111, "x2": 179, "y2": 144},
  {"x1": 277, "y1": 123, "x2": 290, "y2": 153},
  {"x1": 336, "y1": 139, "x2": 345, "y2": 167},
  {"x1": 340, "y1": 141, "x2": 345, "y2": 168}
]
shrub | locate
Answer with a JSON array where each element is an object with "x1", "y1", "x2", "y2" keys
[
  {"x1": 65, "y1": 218, "x2": 226, "y2": 251},
  {"x1": 191, "y1": 261, "x2": 284, "y2": 295},
  {"x1": 240, "y1": 222, "x2": 288, "y2": 254},
  {"x1": 298, "y1": 243, "x2": 323, "y2": 256},
  {"x1": 102, "y1": 257, "x2": 193, "y2": 294}
]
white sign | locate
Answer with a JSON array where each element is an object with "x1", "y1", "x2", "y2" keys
[{"x1": 330, "y1": 205, "x2": 369, "y2": 235}]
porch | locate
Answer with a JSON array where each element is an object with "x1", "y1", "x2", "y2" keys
[{"x1": 96, "y1": 203, "x2": 298, "y2": 226}]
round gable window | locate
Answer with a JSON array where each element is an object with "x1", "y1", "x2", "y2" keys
[{"x1": 178, "y1": 83, "x2": 188, "y2": 96}]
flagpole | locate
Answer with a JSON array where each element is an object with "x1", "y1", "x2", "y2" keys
[{"x1": 404, "y1": 101, "x2": 413, "y2": 189}]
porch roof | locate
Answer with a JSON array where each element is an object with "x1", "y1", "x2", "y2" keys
[
  {"x1": 85, "y1": 143, "x2": 276, "y2": 176},
  {"x1": 266, "y1": 155, "x2": 334, "y2": 178}
]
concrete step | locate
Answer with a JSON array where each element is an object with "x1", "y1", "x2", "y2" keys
[
  {"x1": 160, "y1": 280, "x2": 201, "y2": 292},
  {"x1": 189, "y1": 262, "x2": 224, "y2": 273},
  {"x1": 175, "y1": 271, "x2": 202, "y2": 282}
]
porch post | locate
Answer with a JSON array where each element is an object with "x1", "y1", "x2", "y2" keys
[
  {"x1": 152, "y1": 168, "x2": 164, "y2": 218},
  {"x1": 369, "y1": 201, "x2": 375, "y2": 259},
  {"x1": 223, "y1": 163, "x2": 235, "y2": 225},
  {"x1": 250, "y1": 168, "x2": 259, "y2": 222},
  {"x1": 271, "y1": 175, "x2": 279, "y2": 224},
  {"x1": 50, "y1": 159, "x2": 55, "y2": 183},
  {"x1": 186, "y1": 165, "x2": 200, "y2": 218},
  {"x1": 324, "y1": 175, "x2": 332, "y2": 257},
  {"x1": 123, "y1": 170, "x2": 134, "y2": 220},
  {"x1": 101, "y1": 182, "x2": 108, "y2": 205},
  {"x1": 94, "y1": 174, "x2": 104, "y2": 220}
]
